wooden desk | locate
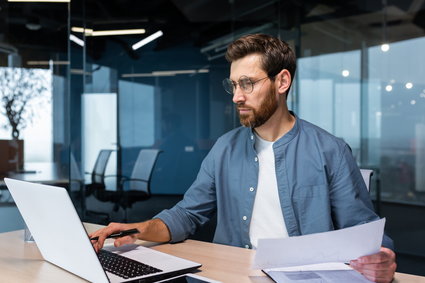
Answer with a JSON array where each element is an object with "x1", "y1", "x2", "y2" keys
[{"x1": 0, "y1": 223, "x2": 424, "y2": 283}]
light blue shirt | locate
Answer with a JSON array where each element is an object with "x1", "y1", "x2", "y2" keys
[{"x1": 155, "y1": 114, "x2": 393, "y2": 249}]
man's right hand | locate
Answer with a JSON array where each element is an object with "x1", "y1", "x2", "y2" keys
[
  {"x1": 89, "y1": 222, "x2": 140, "y2": 252},
  {"x1": 89, "y1": 219, "x2": 171, "y2": 252}
]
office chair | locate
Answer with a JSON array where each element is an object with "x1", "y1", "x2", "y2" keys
[
  {"x1": 118, "y1": 149, "x2": 162, "y2": 221},
  {"x1": 360, "y1": 169, "x2": 374, "y2": 192},
  {"x1": 83, "y1": 149, "x2": 113, "y2": 223},
  {"x1": 85, "y1": 149, "x2": 113, "y2": 196},
  {"x1": 92, "y1": 149, "x2": 162, "y2": 222}
]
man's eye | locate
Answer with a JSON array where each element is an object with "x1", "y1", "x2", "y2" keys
[{"x1": 239, "y1": 79, "x2": 251, "y2": 88}]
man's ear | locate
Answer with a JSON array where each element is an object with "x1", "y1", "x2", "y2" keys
[{"x1": 275, "y1": 69, "x2": 291, "y2": 95}]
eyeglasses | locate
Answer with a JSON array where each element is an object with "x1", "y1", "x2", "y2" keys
[{"x1": 222, "y1": 75, "x2": 270, "y2": 95}]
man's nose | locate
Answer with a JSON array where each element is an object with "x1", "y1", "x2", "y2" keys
[{"x1": 232, "y1": 86, "x2": 246, "y2": 104}]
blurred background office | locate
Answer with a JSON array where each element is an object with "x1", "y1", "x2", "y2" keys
[{"x1": 0, "y1": 0, "x2": 424, "y2": 276}]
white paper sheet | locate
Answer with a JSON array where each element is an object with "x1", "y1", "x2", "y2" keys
[
  {"x1": 265, "y1": 262, "x2": 352, "y2": 272},
  {"x1": 253, "y1": 218, "x2": 385, "y2": 269},
  {"x1": 264, "y1": 269, "x2": 374, "y2": 283}
]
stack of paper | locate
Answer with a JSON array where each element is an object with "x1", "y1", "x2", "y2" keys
[{"x1": 253, "y1": 218, "x2": 385, "y2": 283}]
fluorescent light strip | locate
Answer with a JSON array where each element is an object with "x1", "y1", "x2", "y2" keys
[
  {"x1": 8, "y1": 0, "x2": 70, "y2": 2},
  {"x1": 27, "y1": 60, "x2": 69, "y2": 65},
  {"x1": 122, "y1": 73, "x2": 157, "y2": 78},
  {"x1": 91, "y1": 29, "x2": 145, "y2": 36},
  {"x1": 71, "y1": 27, "x2": 93, "y2": 34},
  {"x1": 71, "y1": 27, "x2": 144, "y2": 36},
  {"x1": 122, "y1": 69, "x2": 209, "y2": 78},
  {"x1": 132, "y1": 30, "x2": 163, "y2": 50},
  {"x1": 70, "y1": 34, "x2": 84, "y2": 47},
  {"x1": 71, "y1": 69, "x2": 91, "y2": 75},
  {"x1": 152, "y1": 70, "x2": 196, "y2": 76}
]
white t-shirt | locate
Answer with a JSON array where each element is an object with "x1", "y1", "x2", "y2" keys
[{"x1": 249, "y1": 133, "x2": 289, "y2": 249}]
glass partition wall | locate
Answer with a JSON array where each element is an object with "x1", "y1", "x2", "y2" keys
[
  {"x1": 296, "y1": 9, "x2": 425, "y2": 206},
  {"x1": 0, "y1": 1, "x2": 69, "y2": 164},
  {"x1": 0, "y1": 0, "x2": 70, "y2": 232}
]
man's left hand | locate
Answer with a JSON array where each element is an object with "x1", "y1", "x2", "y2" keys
[{"x1": 350, "y1": 247, "x2": 396, "y2": 283}]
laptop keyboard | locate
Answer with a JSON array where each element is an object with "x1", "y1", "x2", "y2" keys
[{"x1": 98, "y1": 249, "x2": 163, "y2": 279}]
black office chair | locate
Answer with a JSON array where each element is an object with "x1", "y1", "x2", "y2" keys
[
  {"x1": 118, "y1": 149, "x2": 162, "y2": 221},
  {"x1": 83, "y1": 149, "x2": 113, "y2": 223},
  {"x1": 92, "y1": 149, "x2": 162, "y2": 222},
  {"x1": 85, "y1": 149, "x2": 113, "y2": 196}
]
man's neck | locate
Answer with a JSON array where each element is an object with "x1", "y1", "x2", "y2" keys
[{"x1": 254, "y1": 107, "x2": 295, "y2": 142}]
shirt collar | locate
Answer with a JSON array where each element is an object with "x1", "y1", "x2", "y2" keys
[{"x1": 247, "y1": 111, "x2": 300, "y2": 148}]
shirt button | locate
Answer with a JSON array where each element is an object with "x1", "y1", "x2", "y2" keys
[
  {"x1": 254, "y1": 157, "x2": 258, "y2": 162},
  {"x1": 242, "y1": 216, "x2": 247, "y2": 221},
  {"x1": 245, "y1": 245, "x2": 250, "y2": 249},
  {"x1": 250, "y1": 135, "x2": 254, "y2": 140},
  {"x1": 249, "y1": 187, "x2": 254, "y2": 192}
]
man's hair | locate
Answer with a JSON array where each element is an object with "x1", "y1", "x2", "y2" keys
[{"x1": 225, "y1": 33, "x2": 296, "y2": 97}]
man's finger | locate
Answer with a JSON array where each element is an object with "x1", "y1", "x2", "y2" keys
[
  {"x1": 358, "y1": 252, "x2": 387, "y2": 263},
  {"x1": 114, "y1": 235, "x2": 136, "y2": 247}
]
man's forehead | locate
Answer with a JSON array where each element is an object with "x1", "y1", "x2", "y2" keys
[{"x1": 229, "y1": 54, "x2": 265, "y2": 79}]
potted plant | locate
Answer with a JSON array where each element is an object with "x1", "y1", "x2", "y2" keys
[{"x1": 0, "y1": 67, "x2": 50, "y2": 172}]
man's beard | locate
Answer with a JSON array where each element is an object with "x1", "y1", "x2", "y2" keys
[{"x1": 236, "y1": 85, "x2": 278, "y2": 128}]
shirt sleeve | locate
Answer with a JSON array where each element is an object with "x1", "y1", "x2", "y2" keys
[
  {"x1": 154, "y1": 145, "x2": 217, "y2": 243},
  {"x1": 329, "y1": 144, "x2": 394, "y2": 250}
]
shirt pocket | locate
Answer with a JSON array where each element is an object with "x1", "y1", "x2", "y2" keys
[{"x1": 292, "y1": 184, "x2": 333, "y2": 234}]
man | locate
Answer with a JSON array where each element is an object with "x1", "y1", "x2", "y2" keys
[{"x1": 90, "y1": 34, "x2": 396, "y2": 283}]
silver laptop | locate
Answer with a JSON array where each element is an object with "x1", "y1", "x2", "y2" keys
[{"x1": 4, "y1": 178, "x2": 201, "y2": 283}]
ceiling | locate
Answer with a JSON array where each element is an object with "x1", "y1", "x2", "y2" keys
[{"x1": 1, "y1": 0, "x2": 424, "y2": 65}]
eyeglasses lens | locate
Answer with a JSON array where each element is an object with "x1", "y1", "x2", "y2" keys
[
  {"x1": 222, "y1": 79, "x2": 234, "y2": 94},
  {"x1": 222, "y1": 76, "x2": 256, "y2": 95},
  {"x1": 239, "y1": 77, "x2": 253, "y2": 93}
]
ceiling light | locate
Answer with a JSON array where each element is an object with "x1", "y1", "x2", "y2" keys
[
  {"x1": 341, "y1": 70, "x2": 350, "y2": 77},
  {"x1": 8, "y1": 0, "x2": 70, "y2": 2},
  {"x1": 70, "y1": 69, "x2": 92, "y2": 75},
  {"x1": 385, "y1": 85, "x2": 392, "y2": 92},
  {"x1": 405, "y1": 82, "x2": 413, "y2": 89},
  {"x1": 132, "y1": 30, "x2": 163, "y2": 50},
  {"x1": 27, "y1": 60, "x2": 69, "y2": 65},
  {"x1": 71, "y1": 27, "x2": 93, "y2": 34},
  {"x1": 152, "y1": 70, "x2": 196, "y2": 76},
  {"x1": 71, "y1": 27, "x2": 145, "y2": 36},
  {"x1": 381, "y1": 44, "x2": 390, "y2": 52},
  {"x1": 25, "y1": 18, "x2": 41, "y2": 30},
  {"x1": 90, "y1": 29, "x2": 145, "y2": 37},
  {"x1": 122, "y1": 68, "x2": 209, "y2": 78},
  {"x1": 70, "y1": 34, "x2": 84, "y2": 47}
]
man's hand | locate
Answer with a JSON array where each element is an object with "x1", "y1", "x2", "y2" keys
[
  {"x1": 89, "y1": 222, "x2": 140, "y2": 252},
  {"x1": 89, "y1": 219, "x2": 171, "y2": 252},
  {"x1": 350, "y1": 247, "x2": 396, "y2": 283}
]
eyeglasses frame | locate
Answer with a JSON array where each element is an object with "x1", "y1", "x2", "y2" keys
[{"x1": 222, "y1": 75, "x2": 273, "y2": 95}]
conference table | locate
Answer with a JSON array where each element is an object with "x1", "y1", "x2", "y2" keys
[
  {"x1": 0, "y1": 162, "x2": 69, "y2": 202},
  {"x1": 1, "y1": 162, "x2": 68, "y2": 185},
  {"x1": 0, "y1": 223, "x2": 424, "y2": 283}
]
